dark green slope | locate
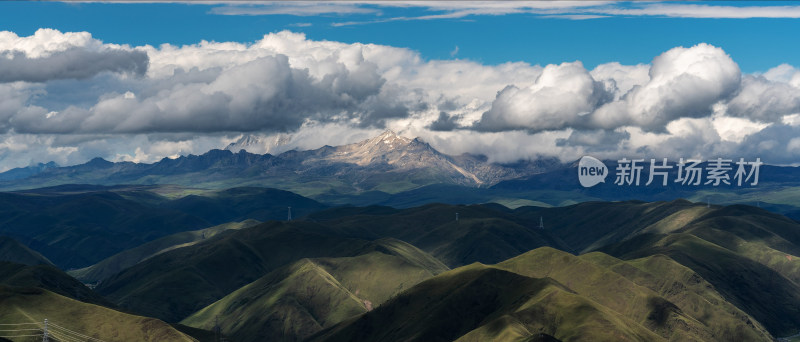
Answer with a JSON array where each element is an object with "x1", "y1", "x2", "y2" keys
[
  {"x1": 181, "y1": 244, "x2": 448, "y2": 342},
  {"x1": 0, "y1": 236, "x2": 52, "y2": 266},
  {"x1": 95, "y1": 221, "x2": 438, "y2": 322},
  {"x1": 310, "y1": 263, "x2": 662, "y2": 342},
  {"x1": 0, "y1": 261, "x2": 110, "y2": 307},
  {"x1": 309, "y1": 203, "x2": 570, "y2": 267},
  {"x1": 69, "y1": 219, "x2": 261, "y2": 284},
  {"x1": 163, "y1": 187, "x2": 327, "y2": 225},
  {"x1": 512, "y1": 199, "x2": 709, "y2": 253},
  {"x1": 0, "y1": 191, "x2": 210, "y2": 269},
  {"x1": 0, "y1": 186, "x2": 326, "y2": 270}
]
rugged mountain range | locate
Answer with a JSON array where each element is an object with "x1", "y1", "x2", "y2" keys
[{"x1": 0, "y1": 130, "x2": 557, "y2": 195}]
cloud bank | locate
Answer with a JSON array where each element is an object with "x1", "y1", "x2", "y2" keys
[{"x1": 1, "y1": 28, "x2": 800, "y2": 171}]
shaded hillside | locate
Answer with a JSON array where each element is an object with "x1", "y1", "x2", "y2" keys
[
  {"x1": 512, "y1": 199, "x2": 709, "y2": 253},
  {"x1": 163, "y1": 187, "x2": 326, "y2": 225},
  {"x1": 308, "y1": 203, "x2": 570, "y2": 266},
  {"x1": 95, "y1": 221, "x2": 440, "y2": 322},
  {"x1": 182, "y1": 243, "x2": 448, "y2": 342},
  {"x1": 0, "y1": 261, "x2": 110, "y2": 307},
  {"x1": 0, "y1": 286, "x2": 195, "y2": 342},
  {"x1": 69, "y1": 219, "x2": 261, "y2": 284},
  {"x1": 0, "y1": 236, "x2": 52, "y2": 266},
  {"x1": 0, "y1": 185, "x2": 326, "y2": 270},
  {"x1": 0, "y1": 190, "x2": 209, "y2": 269}
]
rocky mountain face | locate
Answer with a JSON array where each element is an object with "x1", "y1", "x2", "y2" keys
[{"x1": 0, "y1": 130, "x2": 559, "y2": 192}]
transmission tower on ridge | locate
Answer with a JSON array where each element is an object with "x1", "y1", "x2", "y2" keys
[
  {"x1": 538, "y1": 216, "x2": 544, "y2": 229},
  {"x1": 288, "y1": 206, "x2": 292, "y2": 221},
  {"x1": 42, "y1": 319, "x2": 49, "y2": 342}
]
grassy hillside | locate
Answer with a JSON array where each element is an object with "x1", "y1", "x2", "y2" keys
[
  {"x1": 0, "y1": 286, "x2": 195, "y2": 342},
  {"x1": 0, "y1": 262, "x2": 110, "y2": 307},
  {"x1": 497, "y1": 248, "x2": 771, "y2": 341},
  {"x1": 310, "y1": 247, "x2": 773, "y2": 342},
  {"x1": 182, "y1": 246, "x2": 447, "y2": 342},
  {"x1": 503, "y1": 200, "x2": 800, "y2": 337},
  {"x1": 162, "y1": 187, "x2": 327, "y2": 225},
  {"x1": 511, "y1": 199, "x2": 710, "y2": 253},
  {"x1": 0, "y1": 186, "x2": 327, "y2": 270},
  {"x1": 0, "y1": 237, "x2": 52, "y2": 266},
  {"x1": 310, "y1": 263, "x2": 663, "y2": 342},
  {"x1": 0, "y1": 190, "x2": 210, "y2": 269},
  {"x1": 309, "y1": 203, "x2": 571, "y2": 266},
  {"x1": 30, "y1": 196, "x2": 800, "y2": 340},
  {"x1": 69, "y1": 219, "x2": 261, "y2": 284},
  {"x1": 95, "y1": 221, "x2": 441, "y2": 322}
]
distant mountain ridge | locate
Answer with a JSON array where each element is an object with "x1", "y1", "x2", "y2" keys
[
  {"x1": 0, "y1": 130, "x2": 559, "y2": 194},
  {"x1": 0, "y1": 161, "x2": 58, "y2": 181}
]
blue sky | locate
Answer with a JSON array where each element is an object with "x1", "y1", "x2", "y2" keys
[
  {"x1": 2, "y1": 1, "x2": 800, "y2": 169},
  {"x1": 2, "y1": 1, "x2": 800, "y2": 72}
]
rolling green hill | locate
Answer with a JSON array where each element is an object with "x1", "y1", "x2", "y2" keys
[
  {"x1": 0, "y1": 262, "x2": 110, "y2": 307},
  {"x1": 310, "y1": 263, "x2": 663, "y2": 342},
  {"x1": 69, "y1": 219, "x2": 261, "y2": 284},
  {"x1": 502, "y1": 200, "x2": 800, "y2": 337},
  {"x1": 511, "y1": 199, "x2": 710, "y2": 254},
  {"x1": 0, "y1": 237, "x2": 52, "y2": 266},
  {"x1": 310, "y1": 247, "x2": 772, "y2": 342},
  {"x1": 162, "y1": 187, "x2": 327, "y2": 225},
  {"x1": 95, "y1": 221, "x2": 443, "y2": 322},
  {"x1": 497, "y1": 248, "x2": 771, "y2": 341},
  {"x1": 0, "y1": 190, "x2": 210, "y2": 269},
  {"x1": 0, "y1": 286, "x2": 195, "y2": 342},
  {"x1": 181, "y1": 244, "x2": 448, "y2": 342},
  {"x1": 309, "y1": 203, "x2": 571, "y2": 266},
  {"x1": 0, "y1": 186, "x2": 327, "y2": 270},
  {"x1": 31, "y1": 196, "x2": 800, "y2": 340}
]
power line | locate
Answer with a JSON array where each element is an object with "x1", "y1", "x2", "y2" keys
[
  {"x1": 0, "y1": 328, "x2": 42, "y2": 332},
  {"x1": 49, "y1": 322, "x2": 108, "y2": 342},
  {"x1": 48, "y1": 330, "x2": 84, "y2": 342}
]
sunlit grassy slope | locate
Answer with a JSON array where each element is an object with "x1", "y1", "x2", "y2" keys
[
  {"x1": 0, "y1": 286, "x2": 195, "y2": 342},
  {"x1": 182, "y1": 245, "x2": 447, "y2": 342},
  {"x1": 310, "y1": 263, "x2": 664, "y2": 342},
  {"x1": 310, "y1": 247, "x2": 772, "y2": 342}
]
